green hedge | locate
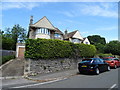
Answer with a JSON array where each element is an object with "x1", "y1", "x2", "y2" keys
[
  {"x1": 75, "y1": 43, "x2": 96, "y2": 58},
  {"x1": 25, "y1": 39, "x2": 97, "y2": 59},
  {"x1": 1, "y1": 55, "x2": 15, "y2": 65},
  {"x1": 25, "y1": 39, "x2": 73, "y2": 59}
]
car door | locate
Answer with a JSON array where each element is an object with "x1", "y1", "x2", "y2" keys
[
  {"x1": 114, "y1": 58, "x2": 119, "y2": 67},
  {"x1": 98, "y1": 59, "x2": 106, "y2": 72}
]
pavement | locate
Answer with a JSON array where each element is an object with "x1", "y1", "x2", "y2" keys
[{"x1": 1, "y1": 69, "x2": 78, "y2": 89}]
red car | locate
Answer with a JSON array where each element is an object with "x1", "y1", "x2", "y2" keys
[{"x1": 103, "y1": 57, "x2": 120, "y2": 69}]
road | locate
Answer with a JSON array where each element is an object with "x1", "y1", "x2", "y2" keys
[{"x1": 2, "y1": 68, "x2": 119, "y2": 90}]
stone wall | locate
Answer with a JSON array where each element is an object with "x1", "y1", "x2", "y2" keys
[{"x1": 24, "y1": 58, "x2": 82, "y2": 76}]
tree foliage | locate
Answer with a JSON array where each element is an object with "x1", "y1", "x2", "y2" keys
[
  {"x1": 1, "y1": 24, "x2": 27, "y2": 50},
  {"x1": 104, "y1": 40, "x2": 120, "y2": 56},
  {"x1": 87, "y1": 35, "x2": 106, "y2": 53},
  {"x1": 87, "y1": 35, "x2": 106, "y2": 45}
]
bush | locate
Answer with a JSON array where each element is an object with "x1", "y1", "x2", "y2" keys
[
  {"x1": 1, "y1": 55, "x2": 15, "y2": 65},
  {"x1": 25, "y1": 39, "x2": 73, "y2": 59},
  {"x1": 25, "y1": 39, "x2": 97, "y2": 59},
  {"x1": 75, "y1": 43, "x2": 96, "y2": 58}
]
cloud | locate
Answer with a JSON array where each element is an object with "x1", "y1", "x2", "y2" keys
[
  {"x1": 96, "y1": 26, "x2": 117, "y2": 31},
  {"x1": 2, "y1": 2, "x2": 40, "y2": 10},
  {"x1": 58, "y1": 11, "x2": 76, "y2": 17},
  {"x1": 79, "y1": 3, "x2": 118, "y2": 18}
]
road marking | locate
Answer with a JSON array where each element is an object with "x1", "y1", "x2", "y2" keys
[
  {"x1": 108, "y1": 84, "x2": 117, "y2": 90},
  {"x1": 11, "y1": 78, "x2": 67, "y2": 88}
]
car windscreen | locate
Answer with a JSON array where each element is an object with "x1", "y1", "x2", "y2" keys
[
  {"x1": 80, "y1": 59, "x2": 93, "y2": 63},
  {"x1": 103, "y1": 58, "x2": 112, "y2": 61}
]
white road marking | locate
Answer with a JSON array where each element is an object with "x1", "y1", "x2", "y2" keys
[
  {"x1": 11, "y1": 78, "x2": 67, "y2": 88},
  {"x1": 108, "y1": 84, "x2": 117, "y2": 90}
]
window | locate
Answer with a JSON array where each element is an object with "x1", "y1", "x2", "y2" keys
[
  {"x1": 85, "y1": 42, "x2": 88, "y2": 44},
  {"x1": 54, "y1": 34, "x2": 61, "y2": 37},
  {"x1": 72, "y1": 39, "x2": 80, "y2": 43},
  {"x1": 36, "y1": 28, "x2": 49, "y2": 35}
]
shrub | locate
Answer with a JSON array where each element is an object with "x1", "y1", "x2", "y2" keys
[
  {"x1": 25, "y1": 39, "x2": 73, "y2": 59},
  {"x1": 75, "y1": 43, "x2": 96, "y2": 58},
  {"x1": 25, "y1": 39, "x2": 97, "y2": 59},
  {"x1": 1, "y1": 55, "x2": 15, "y2": 65}
]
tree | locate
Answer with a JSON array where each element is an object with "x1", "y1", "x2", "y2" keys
[
  {"x1": 87, "y1": 35, "x2": 106, "y2": 45},
  {"x1": 104, "y1": 40, "x2": 120, "y2": 56},
  {"x1": 2, "y1": 24, "x2": 27, "y2": 50},
  {"x1": 87, "y1": 35, "x2": 106, "y2": 53},
  {"x1": 95, "y1": 43, "x2": 105, "y2": 53}
]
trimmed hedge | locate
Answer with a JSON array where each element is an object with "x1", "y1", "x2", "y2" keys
[
  {"x1": 1, "y1": 55, "x2": 15, "y2": 65},
  {"x1": 75, "y1": 43, "x2": 96, "y2": 58},
  {"x1": 25, "y1": 39, "x2": 97, "y2": 59},
  {"x1": 25, "y1": 39, "x2": 73, "y2": 59}
]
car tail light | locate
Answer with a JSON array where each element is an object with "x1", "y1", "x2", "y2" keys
[{"x1": 111, "y1": 61, "x2": 114, "y2": 63}]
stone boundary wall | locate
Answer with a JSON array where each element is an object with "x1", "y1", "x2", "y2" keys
[{"x1": 24, "y1": 58, "x2": 82, "y2": 76}]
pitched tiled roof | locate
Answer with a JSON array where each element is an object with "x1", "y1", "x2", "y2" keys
[
  {"x1": 30, "y1": 16, "x2": 56, "y2": 30},
  {"x1": 55, "y1": 28, "x2": 63, "y2": 35},
  {"x1": 64, "y1": 30, "x2": 77, "y2": 39}
]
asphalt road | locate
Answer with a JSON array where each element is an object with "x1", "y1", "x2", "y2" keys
[{"x1": 2, "y1": 68, "x2": 119, "y2": 90}]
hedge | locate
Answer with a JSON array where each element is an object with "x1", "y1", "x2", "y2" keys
[
  {"x1": 25, "y1": 39, "x2": 97, "y2": 59},
  {"x1": 75, "y1": 43, "x2": 96, "y2": 58}
]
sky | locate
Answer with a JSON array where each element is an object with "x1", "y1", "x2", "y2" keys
[{"x1": 1, "y1": 0, "x2": 119, "y2": 42}]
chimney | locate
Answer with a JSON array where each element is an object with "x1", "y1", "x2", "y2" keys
[
  {"x1": 65, "y1": 30, "x2": 67, "y2": 35},
  {"x1": 29, "y1": 16, "x2": 33, "y2": 25}
]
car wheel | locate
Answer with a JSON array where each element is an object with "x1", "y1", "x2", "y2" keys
[
  {"x1": 114, "y1": 65, "x2": 117, "y2": 69},
  {"x1": 95, "y1": 68, "x2": 100, "y2": 75},
  {"x1": 107, "y1": 66, "x2": 110, "y2": 71}
]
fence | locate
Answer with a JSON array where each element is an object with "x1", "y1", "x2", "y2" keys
[{"x1": 0, "y1": 50, "x2": 16, "y2": 56}]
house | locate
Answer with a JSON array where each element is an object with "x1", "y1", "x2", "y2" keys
[
  {"x1": 28, "y1": 16, "x2": 64, "y2": 40},
  {"x1": 16, "y1": 16, "x2": 90, "y2": 58},
  {"x1": 64, "y1": 30, "x2": 84, "y2": 43},
  {"x1": 82, "y1": 37, "x2": 90, "y2": 45},
  {"x1": 54, "y1": 28, "x2": 64, "y2": 40}
]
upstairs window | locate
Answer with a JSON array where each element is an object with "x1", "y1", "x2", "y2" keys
[
  {"x1": 36, "y1": 28, "x2": 50, "y2": 35},
  {"x1": 54, "y1": 33, "x2": 61, "y2": 37}
]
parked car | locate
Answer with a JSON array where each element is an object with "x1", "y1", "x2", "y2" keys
[
  {"x1": 103, "y1": 57, "x2": 120, "y2": 69},
  {"x1": 78, "y1": 58, "x2": 110, "y2": 75}
]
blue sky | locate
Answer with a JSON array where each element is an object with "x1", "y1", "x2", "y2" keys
[{"x1": 1, "y1": 1, "x2": 118, "y2": 42}]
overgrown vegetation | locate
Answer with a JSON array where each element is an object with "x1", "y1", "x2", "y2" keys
[
  {"x1": 1, "y1": 55, "x2": 15, "y2": 65},
  {"x1": 25, "y1": 39, "x2": 97, "y2": 59}
]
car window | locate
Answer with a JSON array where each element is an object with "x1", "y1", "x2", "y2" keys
[
  {"x1": 103, "y1": 58, "x2": 112, "y2": 61},
  {"x1": 80, "y1": 59, "x2": 93, "y2": 63},
  {"x1": 99, "y1": 59, "x2": 104, "y2": 63},
  {"x1": 114, "y1": 58, "x2": 119, "y2": 61},
  {"x1": 93, "y1": 59, "x2": 100, "y2": 63}
]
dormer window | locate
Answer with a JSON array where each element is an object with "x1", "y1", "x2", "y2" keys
[{"x1": 36, "y1": 28, "x2": 50, "y2": 35}]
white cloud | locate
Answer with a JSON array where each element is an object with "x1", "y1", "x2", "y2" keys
[
  {"x1": 96, "y1": 26, "x2": 117, "y2": 31},
  {"x1": 2, "y1": 2, "x2": 40, "y2": 10},
  {"x1": 58, "y1": 11, "x2": 76, "y2": 17},
  {"x1": 79, "y1": 3, "x2": 118, "y2": 18}
]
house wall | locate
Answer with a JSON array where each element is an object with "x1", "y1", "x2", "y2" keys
[
  {"x1": 83, "y1": 38, "x2": 90, "y2": 45},
  {"x1": 29, "y1": 28, "x2": 35, "y2": 39},
  {"x1": 73, "y1": 31, "x2": 83, "y2": 40},
  {"x1": 35, "y1": 33, "x2": 50, "y2": 39}
]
